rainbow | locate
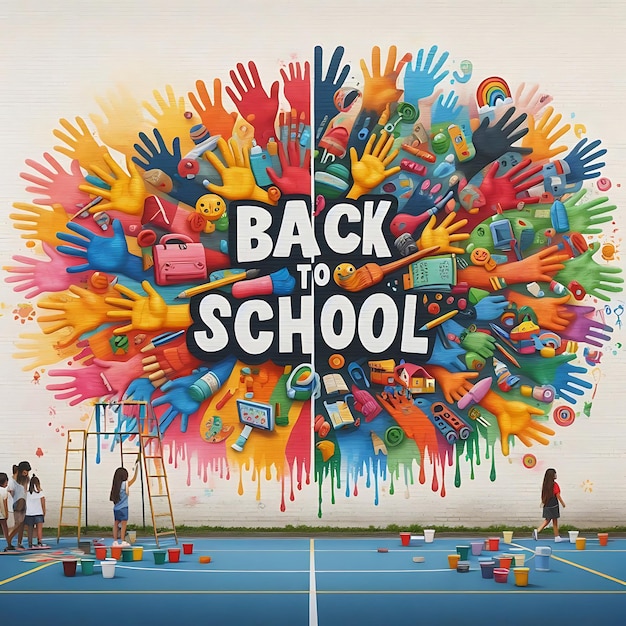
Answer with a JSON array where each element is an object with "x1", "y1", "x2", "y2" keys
[{"x1": 476, "y1": 76, "x2": 511, "y2": 108}]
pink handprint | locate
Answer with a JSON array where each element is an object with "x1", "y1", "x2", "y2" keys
[
  {"x1": 4, "y1": 242, "x2": 87, "y2": 299},
  {"x1": 226, "y1": 61, "x2": 279, "y2": 148},
  {"x1": 47, "y1": 365, "x2": 114, "y2": 405},
  {"x1": 20, "y1": 153, "x2": 90, "y2": 208}
]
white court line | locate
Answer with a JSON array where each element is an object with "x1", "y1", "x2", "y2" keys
[{"x1": 309, "y1": 538, "x2": 318, "y2": 626}]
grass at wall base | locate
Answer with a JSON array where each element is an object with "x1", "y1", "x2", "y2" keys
[{"x1": 52, "y1": 524, "x2": 626, "y2": 538}]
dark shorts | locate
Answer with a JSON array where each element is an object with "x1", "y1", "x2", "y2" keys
[
  {"x1": 24, "y1": 515, "x2": 44, "y2": 526},
  {"x1": 543, "y1": 504, "x2": 560, "y2": 520},
  {"x1": 114, "y1": 507, "x2": 128, "y2": 521}
]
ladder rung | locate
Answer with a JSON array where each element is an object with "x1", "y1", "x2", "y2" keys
[
  {"x1": 64, "y1": 468, "x2": 83, "y2": 472},
  {"x1": 153, "y1": 512, "x2": 174, "y2": 517},
  {"x1": 66, "y1": 448, "x2": 85, "y2": 452},
  {"x1": 62, "y1": 486, "x2": 82, "y2": 490},
  {"x1": 143, "y1": 455, "x2": 163, "y2": 460},
  {"x1": 60, "y1": 505, "x2": 81, "y2": 509}
]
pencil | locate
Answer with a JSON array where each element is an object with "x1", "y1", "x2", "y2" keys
[
  {"x1": 418, "y1": 309, "x2": 459, "y2": 331},
  {"x1": 175, "y1": 269, "x2": 260, "y2": 299},
  {"x1": 494, "y1": 342, "x2": 521, "y2": 368}
]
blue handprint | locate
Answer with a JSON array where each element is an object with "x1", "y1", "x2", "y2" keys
[
  {"x1": 153, "y1": 368, "x2": 209, "y2": 433},
  {"x1": 403, "y1": 45, "x2": 450, "y2": 105},
  {"x1": 57, "y1": 219, "x2": 148, "y2": 282},
  {"x1": 133, "y1": 128, "x2": 204, "y2": 208},
  {"x1": 563, "y1": 138, "x2": 607, "y2": 183},
  {"x1": 314, "y1": 45, "x2": 351, "y2": 141},
  {"x1": 474, "y1": 294, "x2": 510, "y2": 321},
  {"x1": 426, "y1": 333, "x2": 466, "y2": 372},
  {"x1": 431, "y1": 91, "x2": 462, "y2": 126},
  {"x1": 553, "y1": 361, "x2": 593, "y2": 404}
]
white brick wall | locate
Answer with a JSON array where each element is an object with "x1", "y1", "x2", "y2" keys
[{"x1": 0, "y1": 0, "x2": 625, "y2": 530}]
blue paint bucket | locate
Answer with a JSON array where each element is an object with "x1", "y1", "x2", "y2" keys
[{"x1": 535, "y1": 546, "x2": 552, "y2": 571}]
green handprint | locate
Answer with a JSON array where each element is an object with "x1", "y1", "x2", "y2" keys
[
  {"x1": 554, "y1": 243, "x2": 623, "y2": 301},
  {"x1": 564, "y1": 189, "x2": 616, "y2": 235}
]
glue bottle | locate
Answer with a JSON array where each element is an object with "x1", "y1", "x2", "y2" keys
[{"x1": 189, "y1": 355, "x2": 237, "y2": 402}]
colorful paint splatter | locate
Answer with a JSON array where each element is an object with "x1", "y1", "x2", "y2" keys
[{"x1": 4, "y1": 44, "x2": 622, "y2": 515}]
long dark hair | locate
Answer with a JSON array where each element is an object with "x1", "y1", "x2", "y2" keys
[
  {"x1": 28, "y1": 475, "x2": 41, "y2": 494},
  {"x1": 110, "y1": 467, "x2": 128, "y2": 504},
  {"x1": 541, "y1": 468, "x2": 557, "y2": 505}
]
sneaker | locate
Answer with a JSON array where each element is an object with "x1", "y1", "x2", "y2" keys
[
  {"x1": 555, "y1": 536, "x2": 563, "y2": 543},
  {"x1": 532, "y1": 529, "x2": 538, "y2": 540},
  {"x1": 37, "y1": 543, "x2": 50, "y2": 549},
  {"x1": 4, "y1": 545, "x2": 16, "y2": 552}
]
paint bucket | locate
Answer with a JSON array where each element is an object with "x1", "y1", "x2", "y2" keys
[
  {"x1": 498, "y1": 554, "x2": 513, "y2": 569},
  {"x1": 535, "y1": 546, "x2": 552, "y2": 571},
  {"x1": 493, "y1": 567, "x2": 510, "y2": 583},
  {"x1": 480, "y1": 560, "x2": 495, "y2": 579},
  {"x1": 502, "y1": 530, "x2": 513, "y2": 544},
  {"x1": 471, "y1": 542, "x2": 483, "y2": 556},
  {"x1": 78, "y1": 540, "x2": 92, "y2": 554},
  {"x1": 94, "y1": 546, "x2": 107, "y2": 560},
  {"x1": 447, "y1": 554, "x2": 460, "y2": 569},
  {"x1": 456, "y1": 545, "x2": 470, "y2": 560},
  {"x1": 487, "y1": 537, "x2": 500, "y2": 551},
  {"x1": 80, "y1": 558, "x2": 95, "y2": 575},
  {"x1": 424, "y1": 529, "x2": 435, "y2": 543},
  {"x1": 132, "y1": 546, "x2": 144, "y2": 561},
  {"x1": 122, "y1": 548, "x2": 134, "y2": 562},
  {"x1": 400, "y1": 532, "x2": 411, "y2": 547},
  {"x1": 126, "y1": 530, "x2": 137, "y2": 544},
  {"x1": 110, "y1": 545, "x2": 122, "y2": 560},
  {"x1": 101, "y1": 558, "x2": 116, "y2": 579},
  {"x1": 182, "y1": 543, "x2": 194, "y2": 555},
  {"x1": 513, "y1": 553, "x2": 526, "y2": 567},
  {"x1": 569, "y1": 530, "x2": 579, "y2": 544},
  {"x1": 598, "y1": 533, "x2": 609, "y2": 546},
  {"x1": 456, "y1": 560, "x2": 470, "y2": 573},
  {"x1": 168, "y1": 548, "x2": 181, "y2": 563},
  {"x1": 62, "y1": 558, "x2": 77, "y2": 577},
  {"x1": 576, "y1": 537, "x2": 586, "y2": 550},
  {"x1": 153, "y1": 550, "x2": 166, "y2": 565},
  {"x1": 513, "y1": 567, "x2": 530, "y2": 587}
]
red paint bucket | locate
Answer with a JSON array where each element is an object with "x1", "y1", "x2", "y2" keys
[
  {"x1": 168, "y1": 548, "x2": 181, "y2": 563},
  {"x1": 400, "y1": 532, "x2": 411, "y2": 547},
  {"x1": 62, "y1": 559, "x2": 77, "y2": 577},
  {"x1": 598, "y1": 533, "x2": 609, "y2": 546},
  {"x1": 182, "y1": 543, "x2": 193, "y2": 555},
  {"x1": 487, "y1": 537, "x2": 500, "y2": 551},
  {"x1": 94, "y1": 546, "x2": 107, "y2": 560},
  {"x1": 493, "y1": 567, "x2": 510, "y2": 583}
]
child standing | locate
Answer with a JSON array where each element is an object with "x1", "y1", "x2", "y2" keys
[
  {"x1": 0, "y1": 473, "x2": 10, "y2": 549},
  {"x1": 533, "y1": 468, "x2": 566, "y2": 542},
  {"x1": 25, "y1": 475, "x2": 48, "y2": 549},
  {"x1": 6, "y1": 461, "x2": 31, "y2": 551},
  {"x1": 109, "y1": 463, "x2": 139, "y2": 544}
]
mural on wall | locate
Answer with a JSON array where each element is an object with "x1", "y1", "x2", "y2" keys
[{"x1": 3, "y1": 43, "x2": 622, "y2": 516}]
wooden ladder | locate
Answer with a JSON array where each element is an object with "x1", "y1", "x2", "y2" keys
[
  {"x1": 137, "y1": 403, "x2": 178, "y2": 547},
  {"x1": 57, "y1": 429, "x2": 87, "y2": 544}
]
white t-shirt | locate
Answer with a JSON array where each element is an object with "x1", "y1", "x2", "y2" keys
[
  {"x1": 0, "y1": 485, "x2": 8, "y2": 519},
  {"x1": 26, "y1": 490, "x2": 44, "y2": 517}
]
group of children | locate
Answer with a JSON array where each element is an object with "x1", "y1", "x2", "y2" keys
[
  {"x1": 1, "y1": 461, "x2": 48, "y2": 551},
  {"x1": 3, "y1": 459, "x2": 562, "y2": 547}
]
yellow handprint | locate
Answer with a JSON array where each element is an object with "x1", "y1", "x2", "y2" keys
[
  {"x1": 522, "y1": 106, "x2": 571, "y2": 162},
  {"x1": 479, "y1": 390, "x2": 554, "y2": 456},
  {"x1": 143, "y1": 84, "x2": 196, "y2": 154},
  {"x1": 14, "y1": 331, "x2": 86, "y2": 371},
  {"x1": 105, "y1": 280, "x2": 191, "y2": 335},
  {"x1": 347, "y1": 131, "x2": 400, "y2": 199},
  {"x1": 204, "y1": 138, "x2": 275, "y2": 204},
  {"x1": 37, "y1": 286, "x2": 111, "y2": 348},
  {"x1": 417, "y1": 212, "x2": 470, "y2": 254},
  {"x1": 79, "y1": 153, "x2": 148, "y2": 218},
  {"x1": 53, "y1": 116, "x2": 111, "y2": 172},
  {"x1": 360, "y1": 46, "x2": 412, "y2": 115},
  {"x1": 9, "y1": 202, "x2": 73, "y2": 246},
  {"x1": 90, "y1": 84, "x2": 151, "y2": 156}
]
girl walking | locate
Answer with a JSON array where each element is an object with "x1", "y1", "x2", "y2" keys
[
  {"x1": 533, "y1": 468, "x2": 566, "y2": 542},
  {"x1": 25, "y1": 475, "x2": 48, "y2": 549},
  {"x1": 109, "y1": 463, "x2": 139, "y2": 544}
]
